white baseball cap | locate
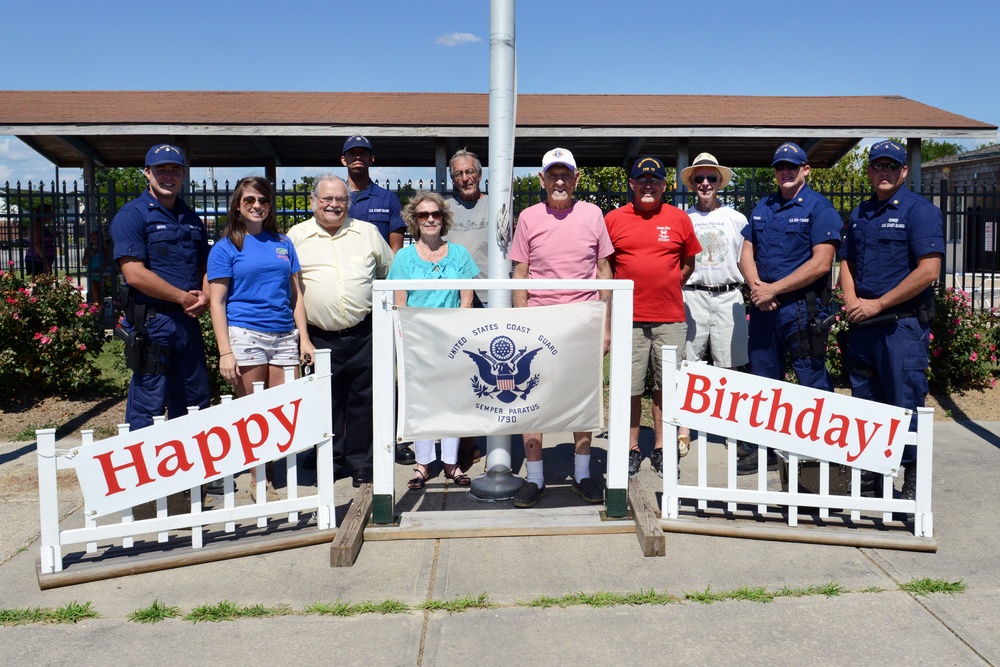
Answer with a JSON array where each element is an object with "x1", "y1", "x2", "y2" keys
[{"x1": 541, "y1": 147, "x2": 577, "y2": 172}]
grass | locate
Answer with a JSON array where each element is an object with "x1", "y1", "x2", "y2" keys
[
  {"x1": 776, "y1": 582, "x2": 846, "y2": 598},
  {"x1": 184, "y1": 600, "x2": 292, "y2": 623},
  {"x1": 0, "y1": 601, "x2": 99, "y2": 625},
  {"x1": 91, "y1": 338, "x2": 130, "y2": 394},
  {"x1": 685, "y1": 585, "x2": 775, "y2": 604},
  {"x1": 525, "y1": 589, "x2": 678, "y2": 608},
  {"x1": 2, "y1": 580, "x2": 972, "y2": 626},
  {"x1": 128, "y1": 600, "x2": 181, "y2": 624},
  {"x1": 304, "y1": 599, "x2": 409, "y2": 617},
  {"x1": 14, "y1": 420, "x2": 61, "y2": 441},
  {"x1": 416, "y1": 592, "x2": 493, "y2": 613},
  {"x1": 899, "y1": 578, "x2": 967, "y2": 596}
]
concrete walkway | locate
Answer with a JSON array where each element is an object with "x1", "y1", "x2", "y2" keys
[{"x1": 2, "y1": 421, "x2": 998, "y2": 666}]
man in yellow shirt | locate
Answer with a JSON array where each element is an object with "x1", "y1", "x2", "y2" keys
[{"x1": 287, "y1": 174, "x2": 393, "y2": 487}]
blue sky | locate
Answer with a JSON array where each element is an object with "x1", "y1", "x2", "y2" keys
[{"x1": 2, "y1": 0, "x2": 997, "y2": 185}]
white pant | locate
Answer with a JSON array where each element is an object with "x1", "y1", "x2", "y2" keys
[{"x1": 414, "y1": 438, "x2": 460, "y2": 465}]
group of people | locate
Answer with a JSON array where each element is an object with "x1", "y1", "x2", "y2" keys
[
  {"x1": 505, "y1": 140, "x2": 941, "y2": 508},
  {"x1": 109, "y1": 138, "x2": 487, "y2": 492},
  {"x1": 109, "y1": 135, "x2": 941, "y2": 508}
]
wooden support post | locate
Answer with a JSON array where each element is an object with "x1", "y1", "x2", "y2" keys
[
  {"x1": 627, "y1": 478, "x2": 665, "y2": 557},
  {"x1": 330, "y1": 484, "x2": 373, "y2": 567}
]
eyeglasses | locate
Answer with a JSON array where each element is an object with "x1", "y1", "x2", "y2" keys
[
  {"x1": 773, "y1": 162, "x2": 802, "y2": 172},
  {"x1": 416, "y1": 210, "x2": 443, "y2": 221},
  {"x1": 693, "y1": 174, "x2": 719, "y2": 184},
  {"x1": 241, "y1": 195, "x2": 271, "y2": 207},
  {"x1": 544, "y1": 171, "x2": 575, "y2": 183},
  {"x1": 869, "y1": 162, "x2": 902, "y2": 172},
  {"x1": 316, "y1": 196, "x2": 349, "y2": 205},
  {"x1": 634, "y1": 176, "x2": 664, "y2": 186},
  {"x1": 452, "y1": 169, "x2": 479, "y2": 179}
]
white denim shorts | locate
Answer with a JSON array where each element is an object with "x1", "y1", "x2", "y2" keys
[{"x1": 229, "y1": 327, "x2": 299, "y2": 367}]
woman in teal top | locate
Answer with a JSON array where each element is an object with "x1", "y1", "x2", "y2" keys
[{"x1": 388, "y1": 191, "x2": 479, "y2": 489}]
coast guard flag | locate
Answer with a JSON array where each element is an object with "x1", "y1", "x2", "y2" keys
[{"x1": 395, "y1": 301, "x2": 606, "y2": 440}]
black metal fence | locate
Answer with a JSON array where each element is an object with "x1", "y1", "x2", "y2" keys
[{"x1": 2, "y1": 177, "x2": 998, "y2": 311}]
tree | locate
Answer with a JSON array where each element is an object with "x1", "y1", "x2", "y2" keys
[{"x1": 914, "y1": 139, "x2": 966, "y2": 163}]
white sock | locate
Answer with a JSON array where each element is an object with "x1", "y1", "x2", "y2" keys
[
  {"x1": 526, "y1": 460, "x2": 544, "y2": 488},
  {"x1": 575, "y1": 454, "x2": 591, "y2": 483}
]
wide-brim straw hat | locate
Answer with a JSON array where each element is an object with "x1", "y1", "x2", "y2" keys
[{"x1": 680, "y1": 152, "x2": 733, "y2": 190}]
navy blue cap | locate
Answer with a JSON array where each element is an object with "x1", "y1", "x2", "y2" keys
[
  {"x1": 145, "y1": 144, "x2": 185, "y2": 166},
  {"x1": 631, "y1": 156, "x2": 666, "y2": 180},
  {"x1": 342, "y1": 135, "x2": 373, "y2": 154},
  {"x1": 771, "y1": 142, "x2": 808, "y2": 166},
  {"x1": 869, "y1": 140, "x2": 907, "y2": 165}
]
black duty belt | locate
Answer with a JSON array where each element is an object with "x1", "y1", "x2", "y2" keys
[{"x1": 687, "y1": 283, "x2": 740, "y2": 293}]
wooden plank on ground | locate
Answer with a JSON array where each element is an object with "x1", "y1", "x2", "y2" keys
[
  {"x1": 329, "y1": 483, "x2": 373, "y2": 567},
  {"x1": 627, "y1": 478, "x2": 665, "y2": 557},
  {"x1": 36, "y1": 526, "x2": 337, "y2": 590},
  {"x1": 661, "y1": 517, "x2": 938, "y2": 552},
  {"x1": 364, "y1": 506, "x2": 633, "y2": 541}
]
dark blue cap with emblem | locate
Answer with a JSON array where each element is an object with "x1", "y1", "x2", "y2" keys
[
  {"x1": 631, "y1": 156, "x2": 666, "y2": 179},
  {"x1": 771, "y1": 142, "x2": 808, "y2": 166},
  {"x1": 343, "y1": 135, "x2": 373, "y2": 154},
  {"x1": 869, "y1": 140, "x2": 907, "y2": 165},
  {"x1": 145, "y1": 144, "x2": 185, "y2": 167}
]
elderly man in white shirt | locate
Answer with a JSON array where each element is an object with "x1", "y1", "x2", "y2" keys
[{"x1": 286, "y1": 174, "x2": 393, "y2": 488}]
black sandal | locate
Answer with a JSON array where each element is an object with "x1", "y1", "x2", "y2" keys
[
  {"x1": 444, "y1": 466, "x2": 471, "y2": 486},
  {"x1": 407, "y1": 468, "x2": 428, "y2": 490}
]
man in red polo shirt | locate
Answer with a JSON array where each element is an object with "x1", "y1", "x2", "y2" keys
[{"x1": 605, "y1": 156, "x2": 701, "y2": 478}]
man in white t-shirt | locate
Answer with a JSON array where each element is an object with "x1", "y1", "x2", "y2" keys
[{"x1": 679, "y1": 152, "x2": 749, "y2": 373}]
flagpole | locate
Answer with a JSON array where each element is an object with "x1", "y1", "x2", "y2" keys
[{"x1": 470, "y1": 0, "x2": 523, "y2": 500}]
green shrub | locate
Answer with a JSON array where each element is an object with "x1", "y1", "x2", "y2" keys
[
  {"x1": 826, "y1": 286, "x2": 996, "y2": 392},
  {"x1": 927, "y1": 288, "x2": 996, "y2": 392},
  {"x1": 198, "y1": 312, "x2": 229, "y2": 402},
  {"x1": 0, "y1": 264, "x2": 104, "y2": 400}
]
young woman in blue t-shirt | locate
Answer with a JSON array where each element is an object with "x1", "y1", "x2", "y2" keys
[
  {"x1": 208, "y1": 176, "x2": 313, "y2": 394},
  {"x1": 208, "y1": 177, "x2": 314, "y2": 494}
]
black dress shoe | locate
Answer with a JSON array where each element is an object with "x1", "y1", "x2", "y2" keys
[
  {"x1": 395, "y1": 443, "x2": 416, "y2": 465},
  {"x1": 736, "y1": 448, "x2": 779, "y2": 475},
  {"x1": 352, "y1": 467, "x2": 373, "y2": 487}
]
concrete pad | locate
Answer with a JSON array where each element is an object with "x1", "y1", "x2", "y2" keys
[
  {"x1": 921, "y1": 587, "x2": 1000, "y2": 664},
  {"x1": 430, "y1": 531, "x2": 894, "y2": 605},
  {"x1": 2, "y1": 615, "x2": 423, "y2": 665},
  {"x1": 422, "y1": 593, "x2": 982, "y2": 666}
]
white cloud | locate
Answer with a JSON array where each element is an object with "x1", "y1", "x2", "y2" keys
[
  {"x1": 0, "y1": 136, "x2": 76, "y2": 185},
  {"x1": 435, "y1": 32, "x2": 482, "y2": 47}
]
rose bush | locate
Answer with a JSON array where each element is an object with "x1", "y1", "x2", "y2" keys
[{"x1": 0, "y1": 263, "x2": 104, "y2": 399}]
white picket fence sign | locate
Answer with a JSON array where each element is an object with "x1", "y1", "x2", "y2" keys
[
  {"x1": 36, "y1": 349, "x2": 337, "y2": 575},
  {"x1": 659, "y1": 346, "x2": 934, "y2": 539}
]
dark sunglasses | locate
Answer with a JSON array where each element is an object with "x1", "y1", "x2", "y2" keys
[
  {"x1": 693, "y1": 174, "x2": 719, "y2": 184},
  {"x1": 869, "y1": 161, "x2": 902, "y2": 172},
  {"x1": 416, "y1": 210, "x2": 443, "y2": 221},
  {"x1": 773, "y1": 162, "x2": 802, "y2": 172},
  {"x1": 241, "y1": 195, "x2": 271, "y2": 207}
]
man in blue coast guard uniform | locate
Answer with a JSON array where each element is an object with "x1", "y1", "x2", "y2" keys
[
  {"x1": 839, "y1": 140, "x2": 943, "y2": 500},
  {"x1": 111, "y1": 144, "x2": 211, "y2": 430},
  {"x1": 341, "y1": 135, "x2": 415, "y2": 466},
  {"x1": 738, "y1": 142, "x2": 842, "y2": 474},
  {"x1": 342, "y1": 135, "x2": 406, "y2": 253}
]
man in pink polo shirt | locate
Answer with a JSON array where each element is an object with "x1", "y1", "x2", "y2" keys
[{"x1": 509, "y1": 147, "x2": 614, "y2": 508}]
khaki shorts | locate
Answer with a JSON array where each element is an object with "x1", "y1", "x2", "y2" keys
[
  {"x1": 631, "y1": 322, "x2": 687, "y2": 395},
  {"x1": 229, "y1": 326, "x2": 300, "y2": 367},
  {"x1": 683, "y1": 287, "x2": 749, "y2": 367}
]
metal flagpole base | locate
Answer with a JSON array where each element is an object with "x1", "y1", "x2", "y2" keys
[{"x1": 469, "y1": 468, "x2": 525, "y2": 501}]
